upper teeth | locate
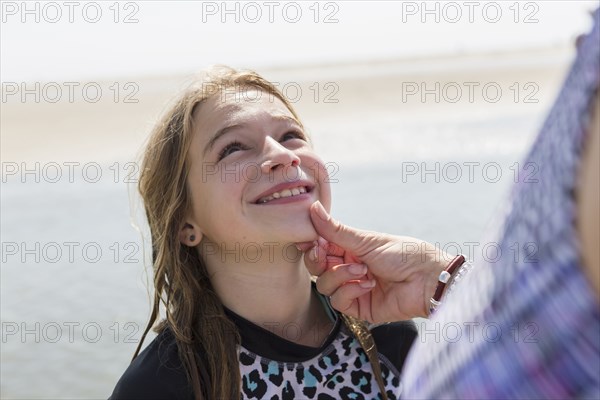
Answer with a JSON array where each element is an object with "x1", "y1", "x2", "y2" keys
[{"x1": 258, "y1": 186, "x2": 307, "y2": 204}]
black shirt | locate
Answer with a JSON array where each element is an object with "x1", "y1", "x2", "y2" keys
[{"x1": 110, "y1": 285, "x2": 417, "y2": 399}]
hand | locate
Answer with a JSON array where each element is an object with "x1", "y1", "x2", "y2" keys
[{"x1": 297, "y1": 201, "x2": 451, "y2": 321}]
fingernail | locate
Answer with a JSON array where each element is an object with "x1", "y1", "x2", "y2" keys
[
  {"x1": 313, "y1": 201, "x2": 329, "y2": 221},
  {"x1": 349, "y1": 264, "x2": 366, "y2": 275},
  {"x1": 359, "y1": 279, "x2": 376, "y2": 289},
  {"x1": 309, "y1": 246, "x2": 318, "y2": 262}
]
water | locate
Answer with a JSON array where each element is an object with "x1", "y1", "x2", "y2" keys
[{"x1": 1, "y1": 179, "x2": 152, "y2": 398}]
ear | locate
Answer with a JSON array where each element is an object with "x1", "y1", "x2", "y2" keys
[{"x1": 179, "y1": 222, "x2": 203, "y2": 247}]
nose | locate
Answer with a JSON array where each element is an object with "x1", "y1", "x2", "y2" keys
[{"x1": 260, "y1": 136, "x2": 301, "y2": 174}]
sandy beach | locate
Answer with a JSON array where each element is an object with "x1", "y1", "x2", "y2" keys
[
  {"x1": 1, "y1": 46, "x2": 572, "y2": 165},
  {"x1": 1, "y1": 47, "x2": 576, "y2": 398}
]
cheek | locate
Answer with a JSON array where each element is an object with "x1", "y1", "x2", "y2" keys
[
  {"x1": 190, "y1": 177, "x2": 241, "y2": 235},
  {"x1": 319, "y1": 172, "x2": 332, "y2": 213},
  {"x1": 303, "y1": 154, "x2": 332, "y2": 211}
]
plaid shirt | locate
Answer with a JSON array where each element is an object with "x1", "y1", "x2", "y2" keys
[{"x1": 402, "y1": 9, "x2": 600, "y2": 399}]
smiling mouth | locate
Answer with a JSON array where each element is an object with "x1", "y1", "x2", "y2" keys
[{"x1": 256, "y1": 186, "x2": 310, "y2": 204}]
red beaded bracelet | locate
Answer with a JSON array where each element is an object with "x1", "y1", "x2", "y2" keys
[{"x1": 429, "y1": 255, "x2": 466, "y2": 315}]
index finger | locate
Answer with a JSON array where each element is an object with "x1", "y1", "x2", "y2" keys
[{"x1": 303, "y1": 237, "x2": 328, "y2": 276}]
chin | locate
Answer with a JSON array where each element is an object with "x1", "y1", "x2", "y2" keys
[
  {"x1": 288, "y1": 224, "x2": 319, "y2": 243},
  {"x1": 288, "y1": 211, "x2": 320, "y2": 242},
  {"x1": 261, "y1": 218, "x2": 319, "y2": 245}
]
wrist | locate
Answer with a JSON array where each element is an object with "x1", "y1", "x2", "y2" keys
[
  {"x1": 427, "y1": 255, "x2": 469, "y2": 316},
  {"x1": 421, "y1": 252, "x2": 451, "y2": 318}
]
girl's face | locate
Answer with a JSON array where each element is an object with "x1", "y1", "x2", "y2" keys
[{"x1": 185, "y1": 88, "x2": 331, "y2": 248}]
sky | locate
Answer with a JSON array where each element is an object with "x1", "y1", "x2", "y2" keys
[{"x1": 1, "y1": 1, "x2": 598, "y2": 82}]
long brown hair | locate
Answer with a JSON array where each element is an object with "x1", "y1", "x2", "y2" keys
[
  {"x1": 133, "y1": 66, "x2": 306, "y2": 400},
  {"x1": 133, "y1": 66, "x2": 388, "y2": 400}
]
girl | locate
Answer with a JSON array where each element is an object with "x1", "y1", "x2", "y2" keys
[{"x1": 109, "y1": 66, "x2": 417, "y2": 400}]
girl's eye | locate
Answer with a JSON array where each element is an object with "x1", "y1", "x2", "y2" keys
[
  {"x1": 281, "y1": 131, "x2": 306, "y2": 142},
  {"x1": 218, "y1": 141, "x2": 246, "y2": 161}
]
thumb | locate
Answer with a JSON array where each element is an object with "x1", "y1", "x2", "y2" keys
[{"x1": 310, "y1": 201, "x2": 369, "y2": 256}]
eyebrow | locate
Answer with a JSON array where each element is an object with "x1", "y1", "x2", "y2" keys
[
  {"x1": 203, "y1": 124, "x2": 242, "y2": 157},
  {"x1": 203, "y1": 115, "x2": 303, "y2": 157}
]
